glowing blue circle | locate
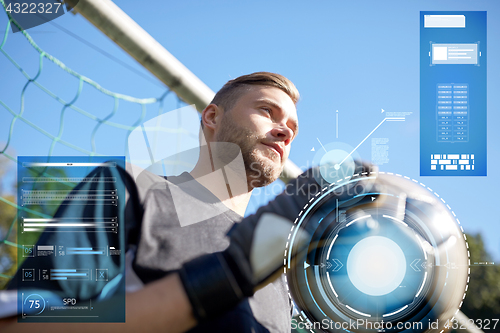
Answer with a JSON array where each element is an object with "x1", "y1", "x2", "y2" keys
[
  {"x1": 24, "y1": 294, "x2": 46, "y2": 315},
  {"x1": 347, "y1": 236, "x2": 406, "y2": 296},
  {"x1": 319, "y1": 149, "x2": 355, "y2": 184}
]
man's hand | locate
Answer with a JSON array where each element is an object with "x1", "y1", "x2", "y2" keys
[{"x1": 179, "y1": 161, "x2": 377, "y2": 321}]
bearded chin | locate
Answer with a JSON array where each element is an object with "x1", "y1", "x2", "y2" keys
[
  {"x1": 245, "y1": 150, "x2": 282, "y2": 188},
  {"x1": 215, "y1": 114, "x2": 282, "y2": 188}
]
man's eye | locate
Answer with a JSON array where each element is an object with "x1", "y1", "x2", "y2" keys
[{"x1": 262, "y1": 107, "x2": 271, "y2": 114}]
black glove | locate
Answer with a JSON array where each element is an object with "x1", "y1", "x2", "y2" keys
[{"x1": 179, "y1": 162, "x2": 377, "y2": 321}]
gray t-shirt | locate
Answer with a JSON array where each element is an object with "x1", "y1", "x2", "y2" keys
[{"x1": 129, "y1": 169, "x2": 292, "y2": 332}]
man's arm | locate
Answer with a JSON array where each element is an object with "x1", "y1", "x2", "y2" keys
[
  {"x1": 0, "y1": 273, "x2": 196, "y2": 333},
  {"x1": 1, "y1": 164, "x2": 375, "y2": 331}
]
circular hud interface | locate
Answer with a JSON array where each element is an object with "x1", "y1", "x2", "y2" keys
[{"x1": 285, "y1": 172, "x2": 469, "y2": 333}]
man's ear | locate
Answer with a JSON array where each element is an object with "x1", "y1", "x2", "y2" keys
[{"x1": 201, "y1": 104, "x2": 223, "y2": 131}]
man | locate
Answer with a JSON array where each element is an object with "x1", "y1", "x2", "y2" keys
[
  {"x1": 0, "y1": 72, "x2": 303, "y2": 332},
  {"x1": 124, "y1": 71, "x2": 300, "y2": 331}
]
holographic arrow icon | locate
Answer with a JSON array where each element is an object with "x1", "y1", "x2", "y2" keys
[
  {"x1": 331, "y1": 259, "x2": 343, "y2": 272},
  {"x1": 410, "y1": 259, "x2": 421, "y2": 272}
]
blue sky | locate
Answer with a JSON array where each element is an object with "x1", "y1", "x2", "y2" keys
[{"x1": 1, "y1": 0, "x2": 499, "y2": 259}]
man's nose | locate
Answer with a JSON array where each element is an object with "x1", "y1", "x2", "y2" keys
[{"x1": 271, "y1": 125, "x2": 293, "y2": 146}]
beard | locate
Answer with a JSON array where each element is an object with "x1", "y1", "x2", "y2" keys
[{"x1": 215, "y1": 113, "x2": 284, "y2": 188}]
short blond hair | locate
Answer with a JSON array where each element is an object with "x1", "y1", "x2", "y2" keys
[{"x1": 211, "y1": 72, "x2": 299, "y2": 112}]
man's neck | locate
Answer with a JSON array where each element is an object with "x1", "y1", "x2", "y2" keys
[{"x1": 190, "y1": 144, "x2": 253, "y2": 217}]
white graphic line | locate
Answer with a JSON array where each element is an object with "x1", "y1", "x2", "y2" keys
[
  {"x1": 339, "y1": 118, "x2": 387, "y2": 166},
  {"x1": 316, "y1": 137, "x2": 328, "y2": 153},
  {"x1": 336, "y1": 110, "x2": 339, "y2": 139}
]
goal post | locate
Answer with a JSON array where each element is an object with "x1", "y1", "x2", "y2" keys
[{"x1": 65, "y1": 0, "x2": 303, "y2": 183}]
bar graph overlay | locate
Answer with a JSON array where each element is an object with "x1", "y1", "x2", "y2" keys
[{"x1": 16, "y1": 156, "x2": 125, "y2": 322}]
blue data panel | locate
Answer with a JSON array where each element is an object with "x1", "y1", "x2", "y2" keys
[
  {"x1": 17, "y1": 156, "x2": 125, "y2": 322},
  {"x1": 420, "y1": 12, "x2": 486, "y2": 176}
]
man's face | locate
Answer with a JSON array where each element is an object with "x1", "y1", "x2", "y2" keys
[{"x1": 215, "y1": 86, "x2": 298, "y2": 187}]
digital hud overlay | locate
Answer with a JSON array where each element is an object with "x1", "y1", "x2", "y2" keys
[
  {"x1": 420, "y1": 12, "x2": 487, "y2": 176},
  {"x1": 16, "y1": 156, "x2": 125, "y2": 322}
]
